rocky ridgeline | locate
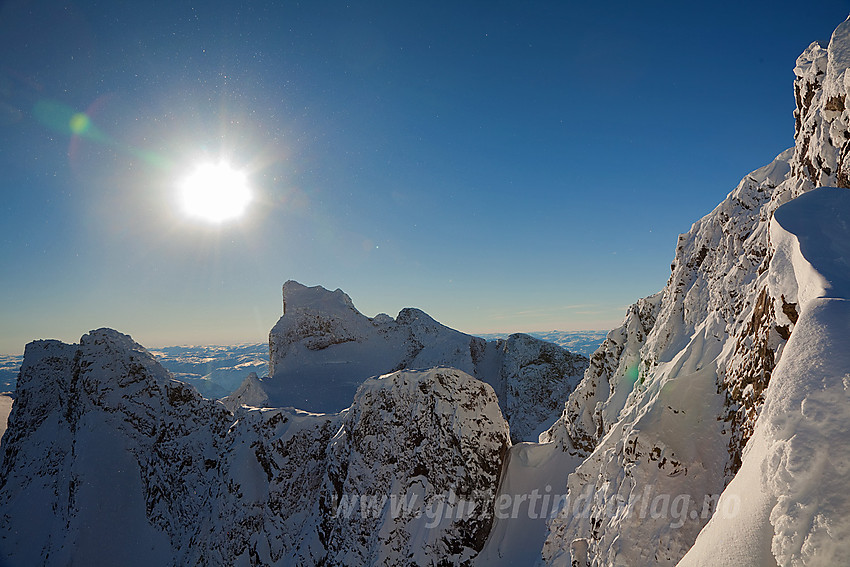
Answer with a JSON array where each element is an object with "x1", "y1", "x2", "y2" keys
[
  {"x1": 255, "y1": 280, "x2": 587, "y2": 442},
  {"x1": 0, "y1": 329, "x2": 509, "y2": 566},
  {"x1": 539, "y1": 16, "x2": 850, "y2": 567}
]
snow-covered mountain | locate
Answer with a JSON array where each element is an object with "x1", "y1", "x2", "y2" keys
[
  {"x1": 3, "y1": 14, "x2": 850, "y2": 567},
  {"x1": 535, "y1": 16, "x2": 850, "y2": 567},
  {"x1": 0, "y1": 307, "x2": 589, "y2": 446},
  {"x1": 259, "y1": 280, "x2": 588, "y2": 442},
  {"x1": 0, "y1": 329, "x2": 509, "y2": 566},
  {"x1": 0, "y1": 345, "x2": 268, "y2": 400},
  {"x1": 0, "y1": 331, "x2": 600, "y2": 401}
]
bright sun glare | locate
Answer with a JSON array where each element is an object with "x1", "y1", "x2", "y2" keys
[{"x1": 179, "y1": 162, "x2": 252, "y2": 223}]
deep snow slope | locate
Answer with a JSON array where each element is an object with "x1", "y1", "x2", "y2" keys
[
  {"x1": 678, "y1": 187, "x2": 850, "y2": 566},
  {"x1": 262, "y1": 280, "x2": 587, "y2": 441},
  {"x1": 0, "y1": 330, "x2": 510, "y2": 566},
  {"x1": 540, "y1": 15, "x2": 850, "y2": 567}
]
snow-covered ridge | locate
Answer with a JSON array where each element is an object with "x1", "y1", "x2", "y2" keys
[
  {"x1": 0, "y1": 308, "x2": 591, "y2": 447},
  {"x1": 538, "y1": 15, "x2": 850, "y2": 567},
  {"x1": 679, "y1": 186, "x2": 850, "y2": 566},
  {"x1": 0, "y1": 329, "x2": 510, "y2": 565},
  {"x1": 262, "y1": 280, "x2": 588, "y2": 442}
]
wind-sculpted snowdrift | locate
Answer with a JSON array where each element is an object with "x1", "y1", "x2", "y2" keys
[
  {"x1": 678, "y1": 187, "x2": 850, "y2": 566},
  {"x1": 538, "y1": 15, "x2": 850, "y2": 567}
]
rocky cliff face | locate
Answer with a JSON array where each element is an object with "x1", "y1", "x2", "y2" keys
[
  {"x1": 263, "y1": 280, "x2": 587, "y2": 442},
  {"x1": 677, "y1": 186, "x2": 850, "y2": 567},
  {"x1": 0, "y1": 329, "x2": 509, "y2": 566},
  {"x1": 539, "y1": 16, "x2": 850, "y2": 567},
  {"x1": 490, "y1": 333, "x2": 589, "y2": 443},
  {"x1": 791, "y1": 20, "x2": 850, "y2": 189},
  {"x1": 320, "y1": 368, "x2": 509, "y2": 565}
]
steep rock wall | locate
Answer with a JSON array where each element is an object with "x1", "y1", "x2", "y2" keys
[{"x1": 541, "y1": 16, "x2": 850, "y2": 567}]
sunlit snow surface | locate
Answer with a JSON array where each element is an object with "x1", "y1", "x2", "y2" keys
[{"x1": 679, "y1": 186, "x2": 850, "y2": 566}]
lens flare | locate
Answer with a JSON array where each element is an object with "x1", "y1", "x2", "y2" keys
[
  {"x1": 33, "y1": 98, "x2": 166, "y2": 168},
  {"x1": 625, "y1": 363, "x2": 640, "y2": 384},
  {"x1": 69, "y1": 112, "x2": 90, "y2": 135}
]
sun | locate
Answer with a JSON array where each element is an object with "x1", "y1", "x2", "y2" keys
[{"x1": 179, "y1": 162, "x2": 252, "y2": 223}]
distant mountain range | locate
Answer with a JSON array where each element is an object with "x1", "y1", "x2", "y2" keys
[
  {"x1": 0, "y1": 330, "x2": 607, "y2": 397},
  {"x1": 0, "y1": 355, "x2": 21, "y2": 393},
  {"x1": 476, "y1": 330, "x2": 608, "y2": 358},
  {"x1": 147, "y1": 344, "x2": 269, "y2": 399}
]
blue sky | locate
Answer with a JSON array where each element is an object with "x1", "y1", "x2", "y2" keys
[{"x1": 1, "y1": 1, "x2": 849, "y2": 354}]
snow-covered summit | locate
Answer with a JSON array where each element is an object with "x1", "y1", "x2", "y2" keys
[
  {"x1": 791, "y1": 15, "x2": 850, "y2": 190},
  {"x1": 270, "y1": 281, "x2": 374, "y2": 362},
  {"x1": 324, "y1": 367, "x2": 510, "y2": 564},
  {"x1": 0, "y1": 328, "x2": 226, "y2": 566},
  {"x1": 282, "y1": 279, "x2": 358, "y2": 315},
  {"x1": 220, "y1": 371, "x2": 268, "y2": 412},
  {"x1": 262, "y1": 280, "x2": 588, "y2": 441},
  {"x1": 266, "y1": 281, "x2": 484, "y2": 412}
]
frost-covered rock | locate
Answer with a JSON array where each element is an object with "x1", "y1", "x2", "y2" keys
[
  {"x1": 261, "y1": 280, "x2": 587, "y2": 441},
  {"x1": 678, "y1": 187, "x2": 850, "y2": 566},
  {"x1": 0, "y1": 330, "x2": 510, "y2": 566},
  {"x1": 540, "y1": 15, "x2": 850, "y2": 567},
  {"x1": 320, "y1": 368, "x2": 510, "y2": 565},
  {"x1": 0, "y1": 329, "x2": 224, "y2": 566},
  {"x1": 791, "y1": 17, "x2": 850, "y2": 189}
]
